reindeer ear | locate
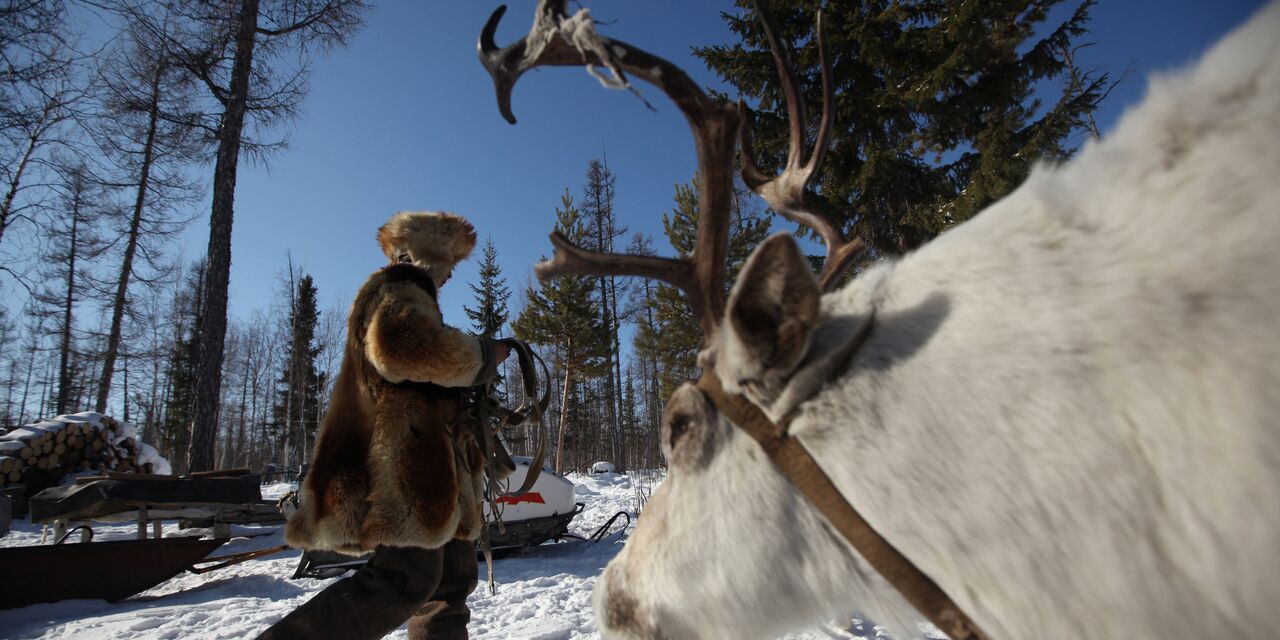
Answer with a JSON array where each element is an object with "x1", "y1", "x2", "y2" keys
[
  {"x1": 661, "y1": 385, "x2": 721, "y2": 470},
  {"x1": 724, "y1": 233, "x2": 821, "y2": 381}
]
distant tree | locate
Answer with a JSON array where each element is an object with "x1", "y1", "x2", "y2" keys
[
  {"x1": 695, "y1": 0, "x2": 1109, "y2": 254},
  {"x1": 637, "y1": 177, "x2": 771, "y2": 398},
  {"x1": 31, "y1": 165, "x2": 107, "y2": 415},
  {"x1": 622, "y1": 233, "x2": 664, "y2": 460},
  {"x1": 158, "y1": 259, "x2": 207, "y2": 472},
  {"x1": 0, "y1": 88, "x2": 77, "y2": 258},
  {"x1": 0, "y1": 0, "x2": 82, "y2": 274},
  {"x1": 90, "y1": 15, "x2": 203, "y2": 414},
  {"x1": 0, "y1": 0, "x2": 75, "y2": 143},
  {"x1": 580, "y1": 157, "x2": 628, "y2": 471},
  {"x1": 513, "y1": 192, "x2": 608, "y2": 473},
  {"x1": 272, "y1": 271, "x2": 322, "y2": 468},
  {"x1": 464, "y1": 237, "x2": 510, "y2": 339},
  {"x1": 148, "y1": 0, "x2": 369, "y2": 471}
]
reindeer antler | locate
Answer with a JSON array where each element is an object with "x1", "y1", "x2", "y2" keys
[
  {"x1": 740, "y1": 5, "x2": 864, "y2": 291},
  {"x1": 479, "y1": 1, "x2": 741, "y2": 337}
]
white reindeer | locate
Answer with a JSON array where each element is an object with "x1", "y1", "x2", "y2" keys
[{"x1": 480, "y1": 2, "x2": 1280, "y2": 638}]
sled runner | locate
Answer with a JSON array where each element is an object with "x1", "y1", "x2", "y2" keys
[{"x1": 0, "y1": 534, "x2": 230, "y2": 608}]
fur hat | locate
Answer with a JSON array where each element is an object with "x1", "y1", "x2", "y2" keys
[{"x1": 377, "y1": 211, "x2": 477, "y2": 280}]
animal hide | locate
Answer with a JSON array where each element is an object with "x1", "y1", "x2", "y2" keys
[{"x1": 286, "y1": 263, "x2": 493, "y2": 554}]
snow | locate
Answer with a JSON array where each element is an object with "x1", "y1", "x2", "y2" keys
[{"x1": 0, "y1": 471, "x2": 908, "y2": 640}]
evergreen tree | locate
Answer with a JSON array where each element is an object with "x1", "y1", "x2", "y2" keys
[
  {"x1": 637, "y1": 178, "x2": 771, "y2": 398},
  {"x1": 580, "y1": 157, "x2": 628, "y2": 471},
  {"x1": 464, "y1": 237, "x2": 510, "y2": 339},
  {"x1": 696, "y1": 0, "x2": 1109, "y2": 254},
  {"x1": 513, "y1": 191, "x2": 608, "y2": 473},
  {"x1": 159, "y1": 259, "x2": 207, "y2": 473},
  {"x1": 272, "y1": 273, "x2": 323, "y2": 468}
]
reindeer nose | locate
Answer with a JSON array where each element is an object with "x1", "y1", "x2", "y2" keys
[{"x1": 595, "y1": 566, "x2": 654, "y2": 639}]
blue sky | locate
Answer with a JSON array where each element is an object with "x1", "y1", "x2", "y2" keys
[{"x1": 193, "y1": 0, "x2": 1267, "y2": 331}]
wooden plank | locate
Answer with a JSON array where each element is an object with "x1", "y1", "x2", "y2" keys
[{"x1": 187, "y1": 467, "x2": 252, "y2": 478}]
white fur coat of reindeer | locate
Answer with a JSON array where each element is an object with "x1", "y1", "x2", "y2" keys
[{"x1": 594, "y1": 5, "x2": 1280, "y2": 640}]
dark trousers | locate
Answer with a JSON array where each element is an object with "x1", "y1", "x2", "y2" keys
[{"x1": 257, "y1": 539, "x2": 478, "y2": 640}]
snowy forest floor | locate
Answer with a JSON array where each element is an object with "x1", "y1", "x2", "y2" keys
[{"x1": 0, "y1": 471, "x2": 935, "y2": 639}]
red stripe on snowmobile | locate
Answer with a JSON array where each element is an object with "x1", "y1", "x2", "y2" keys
[{"x1": 496, "y1": 492, "x2": 545, "y2": 505}]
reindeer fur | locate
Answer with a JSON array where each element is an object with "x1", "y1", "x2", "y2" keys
[{"x1": 596, "y1": 5, "x2": 1280, "y2": 639}]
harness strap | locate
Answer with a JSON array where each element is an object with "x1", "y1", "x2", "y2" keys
[
  {"x1": 695, "y1": 373, "x2": 989, "y2": 640},
  {"x1": 473, "y1": 337, "x2": 550, "y2": 594}
]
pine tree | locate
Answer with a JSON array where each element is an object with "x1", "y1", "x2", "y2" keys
[
  {"x1": 637, "y1": 178, "x2": 771, "y2": 398},
  {"x1": 272, "y1": 273, "x2": 323, "y2": 468},
  {"x1": 695, "y1": 0, "x2": 1109, "y2": 255},
  {"x1": 464, "y1": 237, "x2": 510, "y2": 339},
  {"x1": 513, "y1": 191, "x2": 608, "y2": 473},
  {"x1": 580, "y1": 157, "x2": 628, "y2": 471},
  {"x1": 159, "y1": 259, "x2": 207, "y2": 473}
]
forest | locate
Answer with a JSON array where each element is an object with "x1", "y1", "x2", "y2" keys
[{"x1": 0, "y1": 0, "x2": 1110, "y2": 476}]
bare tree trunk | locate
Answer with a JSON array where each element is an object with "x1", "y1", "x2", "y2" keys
[
  {"x1": 235, "y1": 360, "x2": 249, "y2": 466},
  {"x1": 96, "y1": 63, "x2": 165, "y2": 414},
  {"x1": 555, "y1": 341, "x2": 573, "y2": 475},
  {"x1": 55, "y1": 193, "x2": 81, "y2": 416},
  {"x1": 188, "y1": 0, "x2": 260, "y2": 472},
  {"x1": 121, "y1": 354, "x2": 130, "y2": 421},
  {"x1": 610, "y1": 277, "x2": 626, "y2": 472},
  {"x1": 18, "y1": 336, "x2": 37, "y2": 426}
]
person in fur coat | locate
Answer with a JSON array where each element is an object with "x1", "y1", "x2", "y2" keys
[{"x1": 258, "y1": 211, "x2": 512, "y2": 640}]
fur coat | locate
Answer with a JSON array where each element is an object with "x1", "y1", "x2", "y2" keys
[{"x1": 285, "y1": 263, "x2": 502, "y2": 553}]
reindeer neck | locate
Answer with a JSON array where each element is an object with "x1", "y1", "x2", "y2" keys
[{"x1": 697, "y1": 371, "x2": 989, "y2": 640}]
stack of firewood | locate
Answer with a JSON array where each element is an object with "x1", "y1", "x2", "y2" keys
[{"x1": 0, "y1": 414, "x2": 160, "y2": 495}]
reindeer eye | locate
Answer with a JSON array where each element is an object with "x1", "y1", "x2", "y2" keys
[
  {"x1": 667, "y1": 414, "x2": 691, "y2": 448},
  {"x1": 398, "y1": 253, "x2": 412, "y2": 263}
]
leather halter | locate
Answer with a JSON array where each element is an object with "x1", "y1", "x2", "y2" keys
[{"x1": 694, "y1": 324, "x2": 989, "y2": 640}]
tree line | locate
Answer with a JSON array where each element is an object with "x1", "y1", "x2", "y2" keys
[{"x1": 0, "y1": 0, "x2": 1109, "y2": 475}]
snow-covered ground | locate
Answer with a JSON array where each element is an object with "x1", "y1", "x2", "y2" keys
[{"x1": 0, "y1": 471, "x2": 916, "y2": 639}]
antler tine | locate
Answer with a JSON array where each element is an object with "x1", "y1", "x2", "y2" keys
[
  {"x1": 534, "y1": 231, "x2": 711, "y2": 320},
  {"x1": 482, "y1": 0, "x2": 743, "y2": 337},
  {"x1": 478, "y1": 2, "x2": 568, "y2": 124},
  {"x1": 741, "y1": 4, "x2": 864, "y2": 291}
]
